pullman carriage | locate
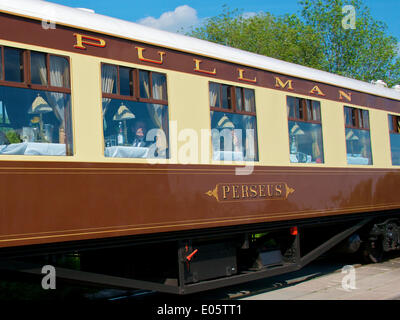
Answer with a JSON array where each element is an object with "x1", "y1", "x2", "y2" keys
[{"x1": 0, "y1": 0, "x2": 399, "y2": 294}]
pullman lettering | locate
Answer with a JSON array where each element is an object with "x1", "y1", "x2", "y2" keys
[{"x1": 70, "y1": 35, "x2": 360, "y2": 105}]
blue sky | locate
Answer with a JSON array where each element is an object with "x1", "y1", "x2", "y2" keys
[{"x1": 47, "y1": 0, "x2": 399, "y2": 41}]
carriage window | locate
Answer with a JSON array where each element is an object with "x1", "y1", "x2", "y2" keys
[
  {"x1": 4, "y1": 47, "x2": 24, "y2": 83},
  {"x1": 0, "y1": 46, "x2": 73, "y2": 157},
  {"x1": 49, "y1": 55, "x2": 70, "y2": 88},
  {"x1": 139, "y1": 70, "x2": 150, "y2": 99},
  {"x1": 287, "y1": 96, "x2": 324, "y2": 164},
  {"x1": 119, "y1": 66, "x2": 133, "y2": 96},
  {"x1": 31, "y1": 51, "x2": 47, "y2": 85},
  {"x1": 209, "y1": 82, "x2": 221, "y2": 108},
  {"x1": 101, "y1": 63, "x2": 169, "y2": 159},
  {"x1": 344, "y1": 106, "x2": 372, "y2": 165},
  {"x1": 30, "y1": 52, "x2": 70, "y2": 88},
  {"x1": 101, "y1": 64, "x2": 117, "y2": 94},
  {"x1": 209, "y1": 82, "x2": 258, "y2": 162},
  {"x1": 389, "y1": 114, "x2": 400, "y2": 165},
  {"x1": 152, "y1": 72, "x2": 167, "y2": 101},
  {"x1": 0, "y1": 48, "x2": 2, "y2": 80}
]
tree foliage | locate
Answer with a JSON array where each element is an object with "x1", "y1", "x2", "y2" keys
[{"x1": 186, "y1": 1, "x2": 400, "y2": 86}]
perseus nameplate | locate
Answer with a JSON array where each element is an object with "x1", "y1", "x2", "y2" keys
[{"x1": 205, "y1": 183, "x2": 295, "y2": 202}]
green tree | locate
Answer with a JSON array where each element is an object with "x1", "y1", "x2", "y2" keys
[
  {"x1": 187, "y1": 7, "x2": 325, "y2": 69},
  {"x1": 186, "y1": 1, "x2": 400, "y2": 87},
  {"x1": 300, "y1": 0, "x2": 400, "y2": 86}
]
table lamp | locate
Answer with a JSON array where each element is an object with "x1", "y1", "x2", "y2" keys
[
  {"x1": 113, "y1": 103, "x2": 135, "y2": 145},
  {"x1": 290, "y1": 123, "x2": 305, "y2": 154},
  {"x1": 29, "y1": 94, "x2": 53, "y2": 142}
]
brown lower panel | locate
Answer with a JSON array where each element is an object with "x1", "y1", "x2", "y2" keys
[{"x1": 0, "y1": 161, "x2": 399, "y2": 248}]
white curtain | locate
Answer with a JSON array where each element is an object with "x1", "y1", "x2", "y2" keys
[
  {"x1": 140, "y1": 71, "x2": 150, "y2": 99},
  {"x1": 209, "y1": 83, "x2": 219, "y2": 107},
  {"x1": 244, "y1": 89, "x2": 254, "y2": 112},
  {"x1": 101, "y1": 64, "x2": 117, "y2": 115},
  {"x1": 148, "y1": 74, "x2": 165, "y2": 129},
  {"x1": 46, "y1": 56, "x2": 69, "y2": 126},
  {"x1": 243, "y1": 115, "x2": 256, "y2": 160},
  {"x1": 152, "y1": 73, "x2": 166, "y2": 101},
  {"x1": 35, "y1": 54, "x2": 48, "y2": 86},
  {"x1": 236, "y1": 88, "x2": 243, "y2": 111},
  {"x1": 34, "y1": 54, "x2": 65, "y2": 128},
  {"x1": 101, "y1": 64, "x2": 117, "y2": 131}
]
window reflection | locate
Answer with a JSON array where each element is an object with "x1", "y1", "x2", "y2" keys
[
  {"x1": 0, "y1": 86, "x2": 73, "y2": 156},
  {"x1": 344, "y1": 106, "x2": 372, "y2": 165},
  {"x1": 210, "y1": 111, "x2": 258, "y2": 161},
  {"x1": 390, "y1": 133, "x2": 400, "y2": 165},
  {"x1": 389, "y1": 114, "x2": 400, "y2": 165},
  {"x1": 103, "y1": 98, "x2": 169, "y2": 159},
  {"x1": 288, "y1": 121, "x2": 324, "y2": 163},
  {"x1": 287, "y1": 96, "x2": 324, "y2": 164},
  {"x1": 345, "y1": 128, "x2": 372, "y2": 165}
]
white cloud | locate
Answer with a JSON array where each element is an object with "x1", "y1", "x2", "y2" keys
[
  {"x1": 241, "y1": 11, "x2": 258, "y2": 19},
  {"x1": 137, "y1": 5, "x2": 200, "y2": 33}
]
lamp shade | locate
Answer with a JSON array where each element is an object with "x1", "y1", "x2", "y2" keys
[
  {"x1": 217, "y1": 115, "x2": 234, "y2": 129},
  {"x1": 290, "y1": 123, "x2": 305, "y2": 135},
  {"x1": 346, "y1": 130, "x2": 359, "y2": 140},
  {"x1": 113, "y1": 103, "x2": 135, "y2": 121},
  {"x1": 29, "y1": 94, "x2": 52, "y2": 114}
]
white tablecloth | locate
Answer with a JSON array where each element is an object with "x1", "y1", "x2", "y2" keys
[
  {"x1": 0, "y1": 142, "x2": 66, "y2": 156},
  {"x1": 290, "y1": 152, "x2": 312, "y2": 163},
  {"x1": 213, "y1": 151, "x2": 244, "y2": 161},
  {"x1": 104, "y1": 146, "x2": 149, "y2": 158},
  {"x1": 347, "y1": 154, "x2": 369, "y2": 165}
]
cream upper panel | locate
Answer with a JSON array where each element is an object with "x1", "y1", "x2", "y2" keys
[{"x1": 256, "y1": 88, "x2": 290, "y2": 166}]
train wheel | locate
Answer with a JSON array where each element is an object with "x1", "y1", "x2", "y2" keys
[{"x1": 362, "y1": 239, "x2": 383, "y2": 263}]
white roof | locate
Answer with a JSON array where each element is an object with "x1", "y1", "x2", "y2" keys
[{"x1": 0, "y1": 0, "x2": 399, "y2": 101}]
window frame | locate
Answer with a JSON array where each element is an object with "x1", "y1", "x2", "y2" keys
[
  {"x1": 389, "y1": 114, "x2": 400, "y2": 134},
  {"x1": 343, "y1": 106, "x2": 373, "y2": 165},
  {"x1": 101, "y1": 62, "x2": 170, "y2": 159},
  {"x1": 0, "y1": 45, "x2": 71, "y2": 94},
  {"x1": 287, "y1": 96, "x2": 322, "y2": 125},
  {"x1": 344, "y1": 106, "x2": 370, "y2": 131},
  {"x1": 286, "y1": 96, "x2": 325, "y2": 164},
  {"x1": 101, "y1": 62, "x2": 168, "y2": 106},
  {"x1": 0, "y1": 45, "x2": 74, "y2": 156},
  {"x1": 209, "y1": 81, "x2": 259, "y2": 162},
  {"x1": 388, "y1": 114, "x2": 400, "y2": 166},
  {"x1": 209, "y1": 81, "x2": 256, "y2": 116}
]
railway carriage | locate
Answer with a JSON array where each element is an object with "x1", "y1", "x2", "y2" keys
[{"x1": 0, "y1": 0, "x2": 399, "y2": 294}]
